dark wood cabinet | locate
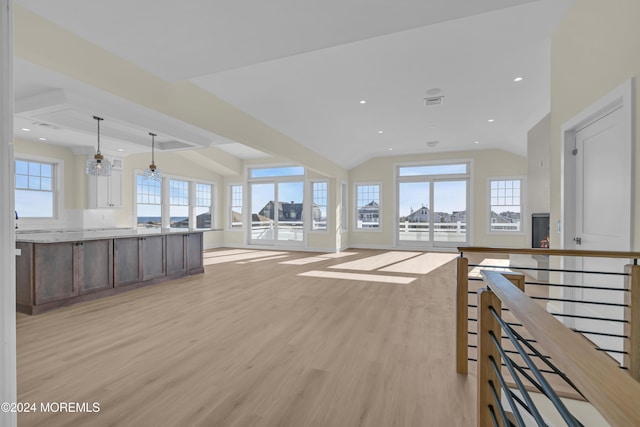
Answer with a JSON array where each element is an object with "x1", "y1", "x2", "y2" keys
[
  {"x1": 16, "y1": 231, "x2": 204, "y2": 314},
  {"x1": 186, "y1": 233, "x2": 203, "y2": 273},
  {"x1": 34, "y1": 242, "x2": 76, "y2": 304},
  {"x1": 141, "y1": 235, "x2": 165, "y2": 281},
  {"x1": 166, "y1": 233, "x2": 203, "y2": 276},
  {"x1": 114, "y1": 237, "x2": 141, "y2": 287},
  {"x1": 166, "y1": 234, "x2": 186, "y2": 276},
  {"x1": 77, "y1": 239, "x2": 113, "y2": 294}
]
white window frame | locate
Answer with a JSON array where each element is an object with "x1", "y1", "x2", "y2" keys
[
  {"x1": 310, "y1": 180, "x2": 329, "y2": 232},
  {"x1": 487, "y1": 176, "x2": 525, "y2": 234},
  {"x1": 353, "y1": 182, "x2": 382, "y2": 231},
  {"x1": 194, "y1": 182, "x2": 215, "y2": 230},
  {"x1": 229, "y1": 183, "x2": 244, "y2": 229},
  {"x1": 14, "y1": 154, "x2": 63, "y2": 226},
  {"x1": 394, "y1": 159, "x2": 472, "y2": 248},
  {"x1": 134, "y1": 170, "x2": 216, "y2": 230},
  {"x1": 134, "y1": 172, "x2": 163, "y2": 229}
]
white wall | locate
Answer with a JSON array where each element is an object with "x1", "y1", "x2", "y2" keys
[{"x1": 550, "y1": 0, "x2": 640, "y2": 250}]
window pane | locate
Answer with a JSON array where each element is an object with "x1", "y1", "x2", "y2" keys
[
  {"x1": 16, "y1": 190, "x2": 53, "y2": 217},
  {"x1": 433, "y1": 181, "x2": 467, "y2": 242},
  {"x1": 398, "y1": 182, "x2": 430, "y2": 242},
  {"x1": 40, "y1": 164, "x2": 52, "y2": 177},
  {"x1": 169, "y1": 179, "x2": 189, "y2": 228},
  {"x1": 312, "y1": 182, "x2": 327, "y2": 231},
  {"x1": 250, "y1": 166, "x2": 304, "y2": 178},
  {"x1": 399, "y1": 164, "x2": 467, "y2": 176},
  {"x1": 277, "y1": 181, "x2": 304, "y2": 241},
  {"x1": 231, "y1": 185, "x2": 243, "y2": 228},
  {"x1": 16, "y1": 160, "x2": 28, "y2": 175},
  {"x1": 16, "y1": 175, "x2": 28, "y2": 189},
  {"x1": 28, "y1": 162, "x2": 40, "y2": 176},
  {"x1": 490, "y1": 179, "x2": 522, "y2": 232},
  {"x1": 137, "y1": 175, "x2": 161, "y2": 228},
  {"x1": 195, "y1": 183, "x2": 212, "y2": 228},
  {"x1": 356, "y1": 184, "x2": 380, "y2": 229}
]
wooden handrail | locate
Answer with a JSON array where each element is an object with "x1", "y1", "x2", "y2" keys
[
  {"x1": 458, "y1": 246, "x2": 640, "y2": 259},
  {"x1": 481, "y1": 270, "x2": 640, "y2": 427}
]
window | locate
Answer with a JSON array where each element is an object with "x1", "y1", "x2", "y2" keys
[
  {"x1": 396, "y1": 160, "x2": 470, "y2": 246},
  {"x1": 250, "y1": 166, "x2": 305, "y2": 178},
  {"x1": 195, "y1": 183, "x2": 213, "y2": 229},
  {"x1": 230, "y1": 185, "x2": 243, "y2": 228},
  {"x1": 341, "y1": 183, "x2": 348, "y2": 232},
  {"x1": 489, "y1": 178, "x2": 522, "y2": 232},
  {"x1": 15, "y1": 159, "x2": 55, "y2": 218},
  {"x1": 355, "y1": 184, "x2": 380, "y2": 229},
  {"x1": 169, "y1": 179, "x2": 189, "y2": 228},
  {"x1": 311, "y1": 181, "x2": 328, "y2": 231},
  {"x1": 137, "y1": 175, "x2": 162, "y2": 228}
]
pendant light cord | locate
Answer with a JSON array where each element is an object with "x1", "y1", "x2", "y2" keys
[
  {"x1": 149, "y1": 132, "x2": 157, "y2": 164},
  {"x1": 93, "y1": 115, "x2": 104, "y2": 155}
]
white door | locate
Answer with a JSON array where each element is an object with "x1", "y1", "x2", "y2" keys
[{"x1": 570, "y1": 105, "x2": 631, "y2": 362}]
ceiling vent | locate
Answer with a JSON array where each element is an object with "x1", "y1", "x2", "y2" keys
[
  {"x1": 426, "y1": 140, "x2": 439, "y2": 148},
  {"x1": 32, "y1": 121, "x2": 59, "y2": 130},
  {"x1": 424, "y1": 96, "x2": 444, "y2": 106}
]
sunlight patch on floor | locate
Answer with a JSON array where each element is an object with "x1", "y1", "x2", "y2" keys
[
  {"x1": 203, "y1": 249, "x2": 258, "y2": 258},
  {"x1": 328, "y1": 251, "x2": 422, "y2": 271},
  {"x1": 379, "y1": 253, "x2": 458, "y2": 274},
  {"x1": 247, "y1": 255, "x2": 290, "y2": 263},
  {"x1": 318, "y1": 252, "x2": 358, "y2": 258},
  {"x1": 299, "y1": 270, "x2": 416, "y2": 284},
  {"x1": 203, "y1": 251, "x2": 289, "y2": 265},
  {"x1": 279, "y1": 257, "x2": 329, "y2": 265}
]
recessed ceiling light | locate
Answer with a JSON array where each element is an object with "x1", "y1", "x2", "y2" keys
[
  {"x1": 360, "y1": 100, "x2": 367, "y2": 104},
  {"x1": 378, "y1": 130, "x2": 384, "y2": 134},
  {"x1": 514, "y1": 77, "x2": 523, "y2": 82},
  {"x1": 474, "y1": 141, "x2": 480, "y2": 144},
  {"x1": 388, "y1": 148, "x2": 393, "y2": 151},
  {"x1": 488, "y1": 119, "x2": 495, "y2": 123},
  {"x1": 38, "y1": 137, "x2": 47, "y2": 141},
  {"x1": 21, "y1": 128, "x2": 31, "y2": 132},
  {"x1": 117, "y1": 148, "x2": 125, "y2": 152}
]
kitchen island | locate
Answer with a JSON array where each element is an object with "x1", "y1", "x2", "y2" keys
[{"x1": 16, "y1": 228, "x2": 205, "y2": 314}]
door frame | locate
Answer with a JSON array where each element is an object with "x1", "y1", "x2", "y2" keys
[
  {"x1": 559, "y1": 78, "x2": 634, "y2": 323},
  {"x1": 560, "y1": 78, "x2": 634, "y2": 252}
]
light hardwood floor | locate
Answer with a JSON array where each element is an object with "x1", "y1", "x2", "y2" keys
[{"x1": 16, "y1": 249, "x2": 476, "y2": 427}]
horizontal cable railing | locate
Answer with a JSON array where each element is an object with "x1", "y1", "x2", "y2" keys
[
  {"x1": 476, "y1": 270, "x2": 640, "y2": 427},
  {"x1": 457, "y1": 247, "x2": 640, "y2": 386}
]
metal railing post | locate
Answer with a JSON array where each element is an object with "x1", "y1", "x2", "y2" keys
[
  {"x1": 477, "y1": 288, "x2": 502, "y2": 427},
  {"x1": 624, "y1": 264, "x2": 640, "y2": 381},
  {"x1": 457, "y1": 255, "x2": 469, "y2": 374}
]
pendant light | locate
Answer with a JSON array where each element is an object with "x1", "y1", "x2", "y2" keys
[
  {"x1": 86, "y1": 115, "x2": 112, "y2": 176},
  {"x1": 143, "y1": 132, "x2": 162, "y2": 181}
]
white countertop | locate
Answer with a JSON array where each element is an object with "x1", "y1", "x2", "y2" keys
[{"x1": 16, "y1": 228, "x2": 218, "y2": 243}]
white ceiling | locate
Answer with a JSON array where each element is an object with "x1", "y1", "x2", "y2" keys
[{"x1": 13, "y1": 0, "x2": 574, "y2": 169}]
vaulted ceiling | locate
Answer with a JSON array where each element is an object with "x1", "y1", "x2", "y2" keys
[{"x1": 13, "y1": 0, "x2": 574, "y2": 172}]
